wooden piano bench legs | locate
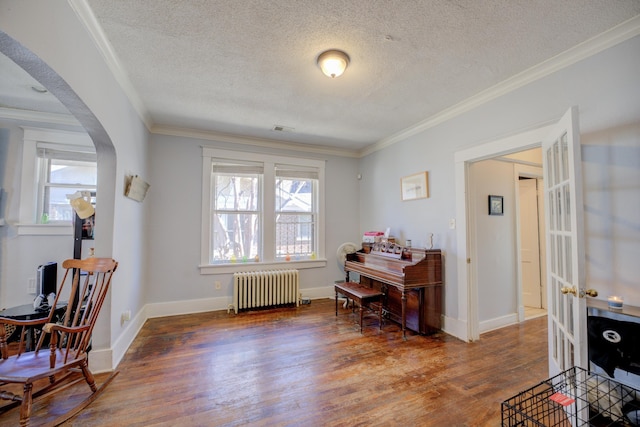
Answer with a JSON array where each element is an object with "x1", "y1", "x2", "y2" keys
[{"x1": 334, "y1": 282, "x2": 383, "y2": 333}]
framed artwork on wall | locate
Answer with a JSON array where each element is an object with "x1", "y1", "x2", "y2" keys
[
  {"x1": 401, "y1": 172, "x2": 428, "y2": 201},
  {"x1": 488, "y1": 195, "x2": 504, "y2": 216}
]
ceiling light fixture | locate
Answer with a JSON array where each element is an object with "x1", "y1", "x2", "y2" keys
[{"x1": 317, "y1": 50, "x2": 350, "y2": 78}]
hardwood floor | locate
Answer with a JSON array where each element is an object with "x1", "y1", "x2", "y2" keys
[{"x1": 0, "y1": 299, "x2": 548, "y2": 426}]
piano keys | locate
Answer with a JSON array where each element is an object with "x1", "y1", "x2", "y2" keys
[{"x1": 344, "y1": 242, "x2": 442, "y2": 338}]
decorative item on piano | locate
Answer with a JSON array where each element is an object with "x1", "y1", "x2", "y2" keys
[{"x1": 363, "y1": 231, "x2": 384, "y2": 243}]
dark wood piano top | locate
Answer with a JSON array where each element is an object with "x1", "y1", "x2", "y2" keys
[{"x1": 345, "y1": 246, "x2": 442, "y2": 290}]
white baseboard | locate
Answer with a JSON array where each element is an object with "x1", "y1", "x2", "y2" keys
[
  {"x1": 479, "y1": 313, "x2": 518, "y2": 334},
  {"x1": 300, "y1": 285, "x2": 335, "y2": 300},
  {"x1": 87, "y1": 347, "x2": 113, "y2": 374},
  {"x1": 442, "y1": 315, "x2": 468, "y2": 342},
  {"x1": 145, "y1": 295, "x2": 231, "y2": 319}
]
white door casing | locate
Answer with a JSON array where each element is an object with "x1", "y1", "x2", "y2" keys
[{"x1": 543, "y1": 106, "x2": 588, "y2": 377}]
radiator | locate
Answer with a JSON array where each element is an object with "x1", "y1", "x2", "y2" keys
[{"x1": 232, "y1": 270, "x2": 300, "y2": 314}]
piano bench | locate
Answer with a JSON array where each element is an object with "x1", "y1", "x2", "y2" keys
[{"x1": 334, "y1": 282, "x2": 383, "y2": 333}]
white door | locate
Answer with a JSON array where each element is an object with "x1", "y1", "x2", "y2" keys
[
  {"x1": 543, "y1": 106, "x2": 588, "y2": 377},
  {"x1": 520, "y1": 178, "x2": 542, "y2": 308}
]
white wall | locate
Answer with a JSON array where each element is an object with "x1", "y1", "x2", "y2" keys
[
  {"x1": 470, "y1": 159, "x2": 518, "y2": 323},
  {"x1": 145, "y1": 133, "x2": 361, "y2": 310},
  {"x1": 0, "y1": 1, "x2": 149, "y2": 370},
  {"x1": 359, "y1": 34, "x2": 640, "y2": 334}
]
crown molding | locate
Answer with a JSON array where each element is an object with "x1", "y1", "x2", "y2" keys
[
  {"x1": 152, "y1": 125, "x2": 361, "y2": 158},
  {"x1": 362, "y1": 14, "x2": 640, "y2": 157},
  {"x1": 68, "y1": 0, "x2": 153, "y2": 131},
  {"x1": 0, "y1": 107, "x2": 81, "y2": 127},
  {"x1": 65, "y1": 2, "x2": 640, "y2": 159}
]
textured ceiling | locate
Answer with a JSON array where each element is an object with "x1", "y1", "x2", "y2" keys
[{"x1": 2, "y1": 1, "x2": 640, "y2": 152}]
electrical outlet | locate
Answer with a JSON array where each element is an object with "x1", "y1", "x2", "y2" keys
[
  {"x1": 121, "y1": 310, "x2": 131, "y2": 323},
  {"x1": 215, "y1": 281, "x2": 221, "y2": 290}
]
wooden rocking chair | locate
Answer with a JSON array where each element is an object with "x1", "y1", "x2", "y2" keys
[{"x1": 0, "y1": 257, "x2": 118, "y2": 426}]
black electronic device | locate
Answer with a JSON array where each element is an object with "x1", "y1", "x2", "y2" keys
[{"x1": 34, "y1": 262, "x2": 57, "y2": 310}]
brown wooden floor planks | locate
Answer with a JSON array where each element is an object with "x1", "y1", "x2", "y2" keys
[{"x1": 0, "y1": 298, "x2": 548, "y2": 426}]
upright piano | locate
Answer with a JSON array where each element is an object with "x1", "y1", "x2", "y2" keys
[{"x1": 344, "y1": 242, "x2": 443, "y2": 338}]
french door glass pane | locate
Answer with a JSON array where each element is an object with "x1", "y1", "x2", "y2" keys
[
  {"x1": 558, "y1": 279, "x2": 565, "y2": 325},
  {"x1": 549, "y1": 192, "x2": 556, "y2": 232},
  {"x1": 568, "y1": 294, "x2": 574, "y2": 336},
  {"x1": 565, "y1": 236, "x2": 572, "y2": 283},
  {"x1": 556, "y1": 188, "x2": 563, "y2": 230},
  {"x1": 553, "y1": 141, "x2": 560, "y2": 188},
  {"x1": 564, "y1": 184, "x2": 571, "y2": 231},
  {"x1": 559, "y1": 334, "x2": 565, "y2": 370},
  {"x1": 550, "y1": 231, "x2": 556, "y2": 274},
  {"x1": 545, "y1": 147, "x2": 553, "y2": 184},
  {"x1": 561, "y1": 133, "x2": 569, "y2": 182},
  {"x1": 552, "y1": 324, "x2": 558, "y2": 361},
  {"x1": 557, "y1": 235, "x2": 564, "y2": 278},
  {"x1": 551, "y1": 278, "x2": 558, "y2": 317}
]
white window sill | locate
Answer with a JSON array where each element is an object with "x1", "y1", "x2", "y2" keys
[
  {"x1": 199, "y1": 259, "x2": 327, "y2": 274},
  {"x1": 16, "y1": 223, "x2": 73, "y2": 236}
]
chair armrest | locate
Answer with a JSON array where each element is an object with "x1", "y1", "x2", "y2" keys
[
  {"x1": 0, "y1": 316, "x2": 50, "y2": 328},
  {"x1": 42, "y1": 323, "x2": 91, "y2": 334}
]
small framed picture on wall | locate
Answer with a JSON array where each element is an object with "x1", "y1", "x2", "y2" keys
[{"x1": 488, "y1": 195, "x2": 503, "y2": 216}]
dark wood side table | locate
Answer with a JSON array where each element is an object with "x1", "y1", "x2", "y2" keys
[
  {"x1": 335, "y1": 282, "x2": 383, "y2": 333},
  {"x1": 0, "y1": 303, "x2": 67, "y2": 351}
]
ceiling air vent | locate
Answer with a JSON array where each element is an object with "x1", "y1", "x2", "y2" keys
[{"x1": 272, "y1": 125, "x2": 294, "y2": 132}]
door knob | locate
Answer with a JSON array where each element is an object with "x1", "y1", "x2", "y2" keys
[
  {"x1": 584, "y1": 289, "x2": 598, "y2": 297},
  {"x1": 561, "y1": 286, "x2": 577, "y2": 296}
]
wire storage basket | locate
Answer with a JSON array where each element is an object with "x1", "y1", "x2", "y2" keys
[{"x1": 502, "y1": 366, "x2": 640, "y2": 426}]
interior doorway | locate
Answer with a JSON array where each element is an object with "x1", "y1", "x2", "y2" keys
[
  {"x1": 516, "y1": 171, "x2": 547, "y2": 321},
  {"x1": 454, "y1": 124, "x2": 553, "y2": 342}
]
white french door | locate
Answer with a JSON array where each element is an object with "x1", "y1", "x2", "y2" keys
[{"x1": 543, "y1": 106, "x2": 588, "y2": 377}]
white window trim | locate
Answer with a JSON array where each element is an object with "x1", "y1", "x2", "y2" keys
[
  {"x1": 200, "y1": 147, "x2": 326, "y2": 274},
  {"x1": 17, "y1": 127, "x2": 94, "y2": 236}
]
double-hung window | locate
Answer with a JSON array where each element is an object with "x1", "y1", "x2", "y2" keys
[
  {"x1": 201, "y1": 147, "x2": 325, "y2": 272},
  {"x1": 36, "y1": 145, "x2": 97, "y2": 222},
  {"x1": 18, "y1": 128, "x2": 96, "y2": 234}
]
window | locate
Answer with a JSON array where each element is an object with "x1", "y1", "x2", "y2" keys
[
  {"x1": 275, "y1": 166, "x2": 318, "y2": 260},
  {"x1": 18, "y1": 128, "x2": 96, "y2": 234},
  {"x1": 201, "y1": 148, "x2": 325, "y2": 271},
  {"x1": 37, "y1": 146, "x2": 96, "y2": 222}
]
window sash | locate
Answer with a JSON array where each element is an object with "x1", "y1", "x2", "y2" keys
[{"x1": 36, "y1": 146, "x2": 96, "y2": 223}]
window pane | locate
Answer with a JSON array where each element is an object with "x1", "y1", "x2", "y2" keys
[
  {"x1": 214, "y1": 174, "x2": 259, "y2": 211},
  {"x1": 276, "y1": 178, "x2": 313, "y2": 212},
  {"x1": 211, "y1": 213, "x2": 260, "y2": 263},
  {"x1": 276, "y1": 213, "x2": 315, "y2": 258},
  {"x1": 49, "y1": 159, "x2": 97, "y2": 185},
  {"x1": 45, "y1": 186, "x2": 95, "y2": 221}
]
